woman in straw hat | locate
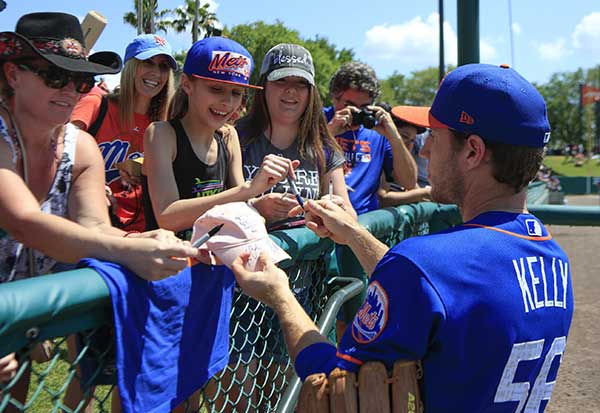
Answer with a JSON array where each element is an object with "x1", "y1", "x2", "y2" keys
[{"x1": 0, "y1": 12, "x2": 198, "y2": 409}]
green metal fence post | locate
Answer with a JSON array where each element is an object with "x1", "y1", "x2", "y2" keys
[{"x1": 457, "y1": 0, "x2": 480, "y2": 66}]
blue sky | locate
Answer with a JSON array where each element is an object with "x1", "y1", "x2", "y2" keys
[{"x1": 2, "y1": 0, "x2": 599, "y2": 90}]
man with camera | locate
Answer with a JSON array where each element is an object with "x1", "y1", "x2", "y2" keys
[{"x1": 324, "y1": 62, "x2": 417, "y2": 215}]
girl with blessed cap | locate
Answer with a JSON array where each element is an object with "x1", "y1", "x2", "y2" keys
[
  {"x1": 237, "y1": 43, "x2": 355, "y2": 229},
  {"x1": 71, "y1": 34, "x2": 178, "y2": 233},
  {"x1": 0, "y1": 12, "x2": 198, "y2": 409}
]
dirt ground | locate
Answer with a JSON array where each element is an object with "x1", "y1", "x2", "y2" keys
[{"x1": 545, "y1": 195, "x2": 600, "y2": 413}]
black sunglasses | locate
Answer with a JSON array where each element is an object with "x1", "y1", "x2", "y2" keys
[{"x1": 17, "y1": 63, "x2": 95, "y2": 94}]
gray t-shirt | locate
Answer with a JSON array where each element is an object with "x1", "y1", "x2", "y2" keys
[{"x1": 241, "y1": 133, "x2": 344, "y2": 201}]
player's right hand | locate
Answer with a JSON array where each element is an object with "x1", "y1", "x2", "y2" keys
[{"x1": 289, "y1": 199, "x2": 357, "y2": 245}]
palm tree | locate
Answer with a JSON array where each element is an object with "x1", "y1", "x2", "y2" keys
[
  {"x1": 123, "y1": 0, "x2": 172, "y2": 34},
  {"x1": 169, "y1": 0, "x2": 220, "y2": 42}
]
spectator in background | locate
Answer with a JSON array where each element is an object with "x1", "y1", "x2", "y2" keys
[
  {"x1": 324, "y1": 62, "x2": 417, "y2": 215},
  {"x1": 71, "y1": 34, "x2": 177, "y2": 232},
  {"x1": 390, "y1": 105, "x2": 430, "y2": 187},
  {"x1": 0, "y1": 12, "x2": 198, "y2": 411},
  {"x1": 373, "y1": 104, "x2": 431, "y2": 207}
]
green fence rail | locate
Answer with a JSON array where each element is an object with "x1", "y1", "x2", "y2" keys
[
  {"x1": 1, "y1": 195, "x2": 599, "y2": 412},
  {"x1": 558, "y1": 176, "x2": 600, "y2": 195}
]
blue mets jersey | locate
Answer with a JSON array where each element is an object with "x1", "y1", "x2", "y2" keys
[{"x1": 296, "y1": 211, "x2": 573, "y2": 412}]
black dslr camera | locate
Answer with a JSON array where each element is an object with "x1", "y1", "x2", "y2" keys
[{"x1": 351, "y1": 108, "x2": 377, "y2": 129}]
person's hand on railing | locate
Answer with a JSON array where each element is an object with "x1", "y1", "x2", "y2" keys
[
  {"x1": 290, "y1": 199, "x2": 359, "y2": 245},
  {"x1": 0, "y1": 352, "x2": 17, "y2": 383}
]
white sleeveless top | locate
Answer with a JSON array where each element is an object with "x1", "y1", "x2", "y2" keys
[{"x1": 0, "y1": 119, "x2": 78, "y2": 282}]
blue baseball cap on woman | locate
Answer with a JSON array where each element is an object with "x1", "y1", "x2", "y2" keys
[
  {"x1": 124, "y1": 34, "x2": 178, "y2": 70},
  {"x1": 183, "y1": 37, "x2": 262, "y2": 89}
]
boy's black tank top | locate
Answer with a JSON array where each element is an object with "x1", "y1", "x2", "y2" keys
[{"x1": 142, "y1": 119, "x2": 229, "y2": 237}]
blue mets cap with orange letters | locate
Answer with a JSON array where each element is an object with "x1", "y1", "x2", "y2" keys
[
  {"x1": 183, "y1": 36, "x2": 262, "y2": 89},
  {"x1": 124, "y1": 34, "x2": 178, "y2": 69},
  {"x1": 391, "y1": 63, "x2": 551, "y2": 148}
]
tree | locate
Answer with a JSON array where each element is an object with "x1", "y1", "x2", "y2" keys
[
  {"x1": 123, "y1": 0, "x2": 172, "y2": 34},
  {"x1": 536, "y1": 69, "x2": 588, "y2": 149},
  {"x1": 379, "y1": 67, "x2": 450, "y2": 107},
  {"x1": 378, "y1": 71, "x2": 407, "y2": 105},
  {"x1": 169, "y1": 0, "x2": 219, "y2": 42}
]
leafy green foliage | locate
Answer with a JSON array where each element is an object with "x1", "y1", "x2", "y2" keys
[{"x1": 123, "y1": 0, "x2": 172, "y2": 34}]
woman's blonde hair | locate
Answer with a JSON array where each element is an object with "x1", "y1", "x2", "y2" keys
[{"x1": 111, "y1": 58, "x2": 175, "y2": 130}]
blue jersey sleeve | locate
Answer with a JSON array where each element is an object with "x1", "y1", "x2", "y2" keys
[
  {"x1": 294, "y1": 251, "x2": 446, "y2": 381},
  {"x1": 336, "y1": 251, "x2": 446, "y2": 369}
]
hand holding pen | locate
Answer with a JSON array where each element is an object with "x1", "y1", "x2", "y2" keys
[{"x1": 251, "y1": 155, "x2": 301, "y2": 195}]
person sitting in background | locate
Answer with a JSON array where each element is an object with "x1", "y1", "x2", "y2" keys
[
  {"x1": 0, "y1": 12, "x2": 198, "y2": 411},
  {"x1": 71, "y1": 34, "x2": 177, "y2": 232},
  {"x1": 375, "y1": 104, "x2": 431, "y2": 207},
  {"x1": 324, "y1": 62, "x2": 417, "y2": 215}
]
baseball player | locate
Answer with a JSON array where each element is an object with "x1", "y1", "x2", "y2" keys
[{"x1": 231, "y1": 64, "x2": 573, "y2": 412}]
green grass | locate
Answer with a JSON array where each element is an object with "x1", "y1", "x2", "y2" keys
[
  {"x1": 23, "y1": 339, "x2": 113, "y2": 413},
  {"x1": 543, "y1": 155, "x2": 600, "y2": 176}
]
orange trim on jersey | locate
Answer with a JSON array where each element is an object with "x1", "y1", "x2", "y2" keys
[
  {"x1": 336, "y1": 352, "x2": 364, "y2": 366},
  {"x1": 463, "y1": 223, "x2": 552, "y2": 241}
]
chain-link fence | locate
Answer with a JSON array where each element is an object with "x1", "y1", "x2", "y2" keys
[{"x1": 7, "y1": 201, "x2": 561, "y2": 413}]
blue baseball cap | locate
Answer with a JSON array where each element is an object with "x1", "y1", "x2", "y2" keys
[
  {"x1": 392, "y1": 64, "x2": 551, "y2": 148},
  {"x1": 183, "y1": 37, "x2": 262, "y2": 89},
  {"x1": 124, "y1": 34, "x2": 177, "y2": 70}
]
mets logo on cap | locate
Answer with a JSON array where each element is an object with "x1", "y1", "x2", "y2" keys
[
  {"x1": 352, "y1": 281, "x2": 388, "y2": 344},
  {"x1": 208, "y1": 50, "x2": 250, "y2": 79},
  {"x1": 183, "y1": 37, "x2": 262, "y2": 89}
]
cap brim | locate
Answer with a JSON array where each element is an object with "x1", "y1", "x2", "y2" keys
[
  {"x1": 133, "y1": 49, "x2": 178, "y2": 70},
  {"x1": 266, "y1": 67, "x2": 315, "y2": 86},
  {"x1": 191, "y1": 74, "x2": 263, "y2": 90},
  {"x1": 391, "y1": 106, "x2": 448, "y2": 129}
]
